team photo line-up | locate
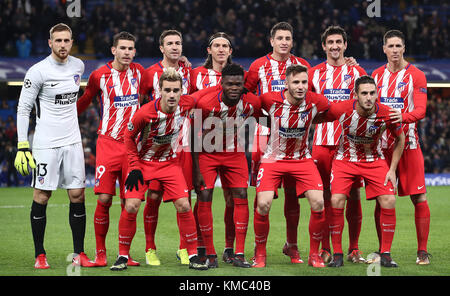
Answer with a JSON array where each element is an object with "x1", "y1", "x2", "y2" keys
[{"x1": 14, "y1": 20, "x2": 431, "y2": 271}]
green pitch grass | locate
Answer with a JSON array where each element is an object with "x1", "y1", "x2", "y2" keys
[{"x1": 0, "y1": 186, "x2": 449, "y2": 276}]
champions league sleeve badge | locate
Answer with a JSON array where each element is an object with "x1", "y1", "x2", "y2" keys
[{"x1": 74, "y1": 74, "x2": 81, "y2": 86}]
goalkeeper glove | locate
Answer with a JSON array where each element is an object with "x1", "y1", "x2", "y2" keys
[
  {"x1": 14, "y1": 141, "x2": 36, "y2": 176},
  {"x1": 125, "y1": 169, "x2": 144, "y2": 192}
]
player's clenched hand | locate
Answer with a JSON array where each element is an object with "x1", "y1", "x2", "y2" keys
[
  {"x1": 193, "y1": 172, "x2": 206, "y2": 194},
  {"x1": 125, "y1": 169, "x2": 144, "y2": 192},
  {"x1": 14, "y1": 141, "x2": 36, "y2": 176},
  {"x1": 389, "y1": 108, "x2": 402, "y2": 123}
]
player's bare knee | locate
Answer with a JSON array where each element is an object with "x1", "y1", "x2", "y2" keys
[
  {"x1": 124, "y1": 198, "x2": 141, "y2": 213},
  {"x1": 33, "y1": 189, "x2": 51, "y2": 205},
  {"x1": 98, "y1": 193, "x2": 113, "y2": 204},
  {"x1": 68, "y1": 188, "x2": 85, "y2": 203},
  {"x1": 174, "y1": 198, "x2": 191, "y2": 213},
  {"x1": 410, "y1": 193, "x2": 427, "y2": 205},
  {"x1": 377, "y1": 195, "x2": 396, "y2": 209},
  {"x1": 198, "y1": 189, "x2": 213, "y2": 202}
]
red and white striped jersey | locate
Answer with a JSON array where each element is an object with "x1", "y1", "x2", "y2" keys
[
  {"x1": 141, "y1": 60, "x2": 191, "y2": 100},
  {"x1": 245, "y1": 53, "x2": 311, "y2": 95},
  {"x1": 124, "y1": 95, "x2": 196, "y2": 168},
  {"x1": 309, "y1": 62, "x2": 367, "y2": 146},
  {"x1": 77, "y1": 61, "x2": 144, "y2": 142},
  {"x1": 372, "y1": 63, "x2": 427, "y2": 150},
  {"x1": 196, "y1": 89, "x2": 262, "y2": 152},
  {"x1": 324, "y1": 100, "x2": 402, "y2": 162},
  {"x1": 260, "y1": 90, "x2": 329, "y2": 161},
  {"x1": 190, "y1": 66, "x2": 222, "y2": 93}
]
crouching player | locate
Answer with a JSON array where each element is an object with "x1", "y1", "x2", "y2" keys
[
  {"x1": 315, "y1": 75, "x2": 405, "y2": 268},
  {"x1": 110, "y1": 68, "x2": 208, "y2": 271}
]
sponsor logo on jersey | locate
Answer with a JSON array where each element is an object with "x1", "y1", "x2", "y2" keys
[
  {"x1": 324, "y1": 88, "x2": 351, "y2": 101},
  {"x1": 270, "y1": 79, "x2": 285, "y2": 92},
  {"x1": 152, "y1": 131, "x2": 179, "y2": 145},
  {"x1": 55, "y1": 91, "x2": 78, "y2": 105},
  {"x1": 379, "y1": 97, "x2": 404, "y2": 109},
  {"x1": 279, "y1": 126, "x2": 306, "y2": 138},
  {"x1": 347, "y1": 134, "x2": 374, "y2": 144},
  {"x1": 113, "y1": 94, "x2": 139, "y2": 108}
]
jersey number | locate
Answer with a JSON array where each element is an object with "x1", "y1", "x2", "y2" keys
[{"x1": 36, "y1": 163, "x2": 48, "y2": 177}]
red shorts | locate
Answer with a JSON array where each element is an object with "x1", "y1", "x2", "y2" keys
[
  {"x1": 250, "y1": 135, "x2": 268, "y2": 186},
  {"x1": 256, "y1": 158, "x2": 323, "y2": 195},
  {"x1": 148, "y1": 150, "x2": 193, "y2": 192},
  {"x1": 331, "y1": 159, "x2": 394, "y2": 200},
  {"x1": 199, "y1": 152, "x2": 248, "y2": 189},
  {"x1": 125, "y1": 158, "x2": 189, "y2": 202},
  {"x1": 312, "y1": 144, "x2": 363, "y2": 190},
  {"x1": 94, "y1": 135, "x2": 128, "y2": 198},
  {"x1": 384, "y1": 147, "x2": 426, "y2": 196}
]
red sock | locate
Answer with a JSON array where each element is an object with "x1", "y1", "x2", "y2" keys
[
  {"x1": 346, "y1": 198, "x2": 362, "y2": 251},
  {"x1": 284, "y1": 191, "x2": 300, "y2": 245},
  {"x1": 224, "y1": 204, "x2": 235, "y2": 249},
  {"x1": 233, "y1": 198, "x2": 249, "y2": 254},
  {"x1": 193, "y1": 200, "x2": 204, "y2": 248},
  {"x1": 374, "y1": 200, "x2": 382, "y2": 251},
  {"x1": 309, "y1": 209, "x2": 325, "y2": 256},
  {"x1": 253, "y1": 210, "x2": 269, "y2": 256},
  {"x1": 177, "y1": 211, "x2": 198, "y2": 256},
  {"x1": 329, "y1": 207, "x2": 344, "y2": 254},
  {"x1": 321, "y1": 199, "x2": 332, "y2": 251},
  {"x1": 414, "y1": 200, "x2": 430, "y2": 252},
  {"x1": 94, "y1": 199, "x2": 111, "y2": 252},
  {"x1": 380, "y1": 207, "x2": 396, "y2": 254},
  {"x1": 143, "y1": 198, "x2": 161, "y2": 251},
  {"x1": 197, "y1": 201, "x2": 215, "y2": 255},
  {"x1": 178, "y1": 195, "x2": 193, "y2": 250},
  {"x1": 118, "y1": 210, "x2": 137, "y2": 256}
]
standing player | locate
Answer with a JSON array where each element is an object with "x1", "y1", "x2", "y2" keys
[
  {"x1": 192, "y1": 63, "x2": 261, "y2": 268},
  {"x1": 139, "y1": 29, "x2": 192, "y2": 266},
  {"x1": 110, "y1": 68, "x2": 208, "y2": 271},
  {"x1": 76, "y1": 31, "x2": 144, "y2": 267},
  {"x1": 190, "y1": 32, "x2": 239, "y2": 263},
  {"x1": 372, "y1": 30, "x2": 431, "y2": 265},
  {"x1": 252, "y1": 64, "x2": 329, "y2": 268},
  {"x1": 15, "y1": 23, "x2": 94, "y2": 268},
  {"x1": 308, "y1": 26, "x2": 367, "y2": 264},
  {"x1": 245, "y1": 22, "x2": 311, "y2": 264},
  {"x1": 190, "y1": 32, "x2": 233, "y2": 92},
  {"x1": 316, "y1": 75, "x2": 405, "y2": 268}
]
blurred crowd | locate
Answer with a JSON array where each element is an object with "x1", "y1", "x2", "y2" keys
[{"x1": 0, "y1": 0, "x2": 448, "y2": 60}]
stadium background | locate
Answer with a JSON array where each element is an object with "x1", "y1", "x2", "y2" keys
[{"x1": 0, "y1": 0, "x2": 448, "y2": 188}]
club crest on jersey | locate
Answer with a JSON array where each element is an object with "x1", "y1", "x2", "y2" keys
[
  {"x1": 300, "y1": 111, "x2": 309, "y2": 120},
  {"x1": 74, "y1": 74, "x2": 80, "y2": 86},
  {"x1": 368, "y1": 125, "x2": 380, "y2": 136},
  {"x1": 131, "y1": 78, "x2": 138, "y2": 89},
  {"x1": 38, "y1": 176, "x2": 45, "y2": 184},
  {"x1": 343, "y1": 74, "x2": 352, "y2": 82},
  {"x1": 397, "y1": 81, "x2": 407, "y2": 92}
]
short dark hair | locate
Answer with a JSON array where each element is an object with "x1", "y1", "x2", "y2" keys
[
  {"x1": 112, "y1": 31, "x2": 136, "y2": 47},
  {"x1": 203, "y1": 32, "x2": 233, "y2": 69},
  {"x1": 355, "y1": 75, "x2": 376, "y2": 93},
  {"x1": 159, "y1": 29, "x2": 182, "y2": 46},
  {"x1": 383, "y1": 30, "x2": 405, "y2": 45},
  {"x1": 321, "y1": 25, "x2": 347, "y2": 45},
  {"x1": 270, "y1": 22, "x2": 293, "y2": 38},
  {"x1": 221, "y1": 63, "x2": 244, "y2": 77},
  {"x1": 286, "y1": 64, "x2": 308, "y2": 78}
]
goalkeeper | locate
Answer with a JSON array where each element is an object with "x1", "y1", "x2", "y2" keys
[{"x1": 15, "y1": 23, "x2": 95, "y2": 269}]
